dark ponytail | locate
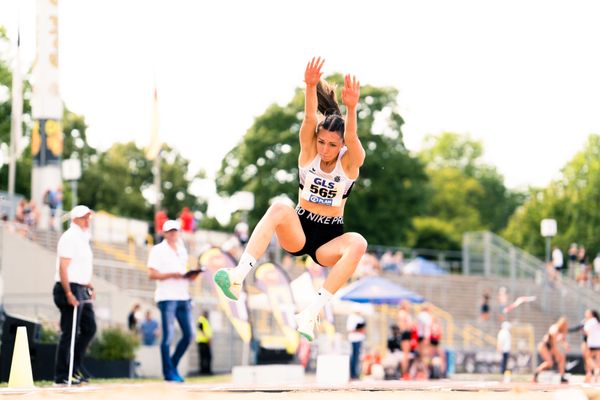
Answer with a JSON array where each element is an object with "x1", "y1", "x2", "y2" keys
[
  {"x1": 316, "y1": 81, "x2": 341, "y2": 116},
  {"x1": 316, "y1": 80, "x2": 344, "y2": 136}
]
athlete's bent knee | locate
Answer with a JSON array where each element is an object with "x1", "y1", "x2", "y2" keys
[
  {"x1": 265, "y1": 201, "x2": 294, "y2": 220},
  {"x1": 347, "y1": 233, "x2": 368, "y2": 256}
]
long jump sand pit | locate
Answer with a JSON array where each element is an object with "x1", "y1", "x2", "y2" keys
[{"x1": 2, "y1": 380, "x2": 599, "y2": 400}]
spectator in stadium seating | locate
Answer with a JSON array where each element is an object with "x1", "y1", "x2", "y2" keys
[
  {"x1": 416, "y1": 304, "x2": 433, "y2": 359},
  {"x1": 380, "y1": 250, "x2": 397, "y2": 272},
  {"x1": 568, "y1": 243, "x2": 578, "y2": 279},
  {"x1": 578, "y1": 246, "x2": 587, "y2": 267},
  {"x1": 387, "y1": 324, "x2": 402, "y2": 353},
  {"x1": 361, "y1": 346, "x2": 383, "y2": 380},
  {"x1": 26, "y1": 200, "x2": 40, "y2": 230},
  {"x1": 397, "y1": 300, "x2": 414, "y2": 379},
  {"x1": 429, "y1": 315, "x2": 445, "y2": 379},
  {"x1": 44, "y1": 186, "x2": 63, "y2": 231},
  {"x1": 479, "y1": 292, "x2": 491, "y2": 321},
  {"x1": 393, "y1": 251, "x2": 405, "y2": 273},
  {"x1": 353, "y1": 252, "x2": 380, "y2": 279},
  {"x1": 15, "y1": 198, "x2": 26, "y2": 223},
  {"x1": 552, "y1": 246, "x2": 564, "y2": 274},
  {"x1": 179, "y1": 207, "x2": 196, "y2": 254},
  {"x1": 383, "y1": 324, "x2": 403, "y2": 379},
  {"x1": 14, "y1": 198, "x2": 28, "y2": 237},
  {"x1": 179, "y1": 207, "x2": 194, "y2": 233},
  {"x1": 576, "y1": 246, "x2": 590, "y2": 287}
]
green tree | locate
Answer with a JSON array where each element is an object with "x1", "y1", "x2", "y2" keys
[
  {"x1": 424, "y1": 166, "x2": 485, "y2": 244},
  {"x1": 502, "y1": 134, "x2": 600, "y2": 258},
  {"x1": 419, "y1": 132, "x2": 524, "y2": 237},
  {"x1": 77, "y1": 142, "x2": 152, "y2": 218},
  {"x1": 0, "y1": 26, "x2": 13, "y2": 145},
  {"x1": 215, "y1": 75, "x2": 428, "y2": 246},
  {"x1": 78, "y1": 142, "x2": 204, "y2": 221},
  {"x1": 500, "y1": 187, "x2": 550, "y2": 256},
  {"x1": 475, "y1": 166, "x2": 527, "y2": 232},
  {"x1": 420, "y1": 132, "x2": 483, "y2": 176},
  {"x1": 159, "y1": 146, "x2": 202, "y2": 219},
  {"x1": 62, "y1": 110, "x2": 96, "y2": 166},
  {"x1": 558, "y1": 134, "x2": 600, "y2": 253},
  {"x1": 407, "y1": 216, "x2": 460, "y2": 250},
  {"x1": 0, "y1": 27, "x2": 33, "y2": 197}
]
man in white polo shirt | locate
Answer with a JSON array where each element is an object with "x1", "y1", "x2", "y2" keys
[
  {"x1": 52, "y1": 205, "x2": 96, "y2": 385},
  {"x1": 147, "y1": 219, "x2": 198, "y2": 382}
]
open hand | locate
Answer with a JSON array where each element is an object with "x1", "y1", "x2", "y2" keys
[
  {"x1": 341, "y1": 74, "x2": 360, "y2": 108},
  {"x1": 304, "y1": 56, "x2": 324, "y2": 86}
]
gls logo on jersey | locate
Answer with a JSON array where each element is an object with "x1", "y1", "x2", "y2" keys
[{"x1": 312, "y1": 177, "x2": 335, "y2": 189}]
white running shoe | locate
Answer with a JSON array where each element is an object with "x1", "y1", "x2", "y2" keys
[
  {"x1": 213, "y1": 268, "x2": 242, "y2": 301},
  {"x1": 294, "y1": 310, "x2": 318, "y2": 342}
]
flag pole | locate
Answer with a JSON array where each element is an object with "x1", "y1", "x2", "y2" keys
[
  {"x1": 8, "y1": 25, "x2": 23, "y2": 196},
  {"x1": 147, "y1": 85, "x2": 162, "y2": 213},
  {"x1": 153, "y1": 148, "x2": 161, "y2": 213}
]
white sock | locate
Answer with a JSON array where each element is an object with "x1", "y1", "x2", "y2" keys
[
  {"x1": 232, "y1": 252, "x2": 256, "y2": 282},
  {"x1": 305, "y1": 287, "x2": 333, "y2": 317}
]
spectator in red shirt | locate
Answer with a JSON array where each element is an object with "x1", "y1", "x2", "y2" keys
[
  {"x1": 179, "y1": 207, "x2": 196, "y2": 254},
  {"x1": 179, "y1": 207, "x2": 194, "y2": 233}
]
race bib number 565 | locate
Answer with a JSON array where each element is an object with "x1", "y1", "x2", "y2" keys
[{"x1": 301, "y1": 173, "x2": 344, "y2": 207}]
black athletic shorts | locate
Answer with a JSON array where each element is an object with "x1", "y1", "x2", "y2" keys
[{"x1": 288, "y1": 206, "x2": 344, "y2": 267}]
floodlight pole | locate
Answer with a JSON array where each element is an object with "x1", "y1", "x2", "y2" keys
[
  {"x1": 70, "y1": 179, "x2": 78, "y2": 208},
  {"x1": 540, "y1": 219, "x2": 557, "y2": 263}
]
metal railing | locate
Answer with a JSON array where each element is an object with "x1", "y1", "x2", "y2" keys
[{"x1": 463, "y1": 231, "x2": 600, "y2": 326}]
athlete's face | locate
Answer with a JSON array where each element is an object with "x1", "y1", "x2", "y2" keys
[{"x1": 316, "y1": 129, "x2": 343, "y2": 162}]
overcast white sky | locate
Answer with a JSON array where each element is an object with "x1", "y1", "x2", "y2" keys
[{"x1": 2, "y1": 0, "x2": 600, "y2": 191}]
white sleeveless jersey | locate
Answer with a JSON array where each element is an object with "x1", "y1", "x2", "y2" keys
[{"x1": 298, "y1": 147, "x2": 356, "y2": 207}]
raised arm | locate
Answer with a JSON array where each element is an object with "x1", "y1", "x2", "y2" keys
[
  {"x1": 299, "y1": 57, "x2": 324, "y2": 158},
  {"x1": 341, "y1": 74, "x2": 365, "y2": 169}
]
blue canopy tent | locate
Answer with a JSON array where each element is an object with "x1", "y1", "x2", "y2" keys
[
  {"x1": 403, "y1": 257, "x2": 448, "y2": 276},
  {"x1": 338, "y1": 276, "x2": 425, "y2": 350},
  {"x1": 339, "y1": 276, "x2": 425, "y2": 304}
]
